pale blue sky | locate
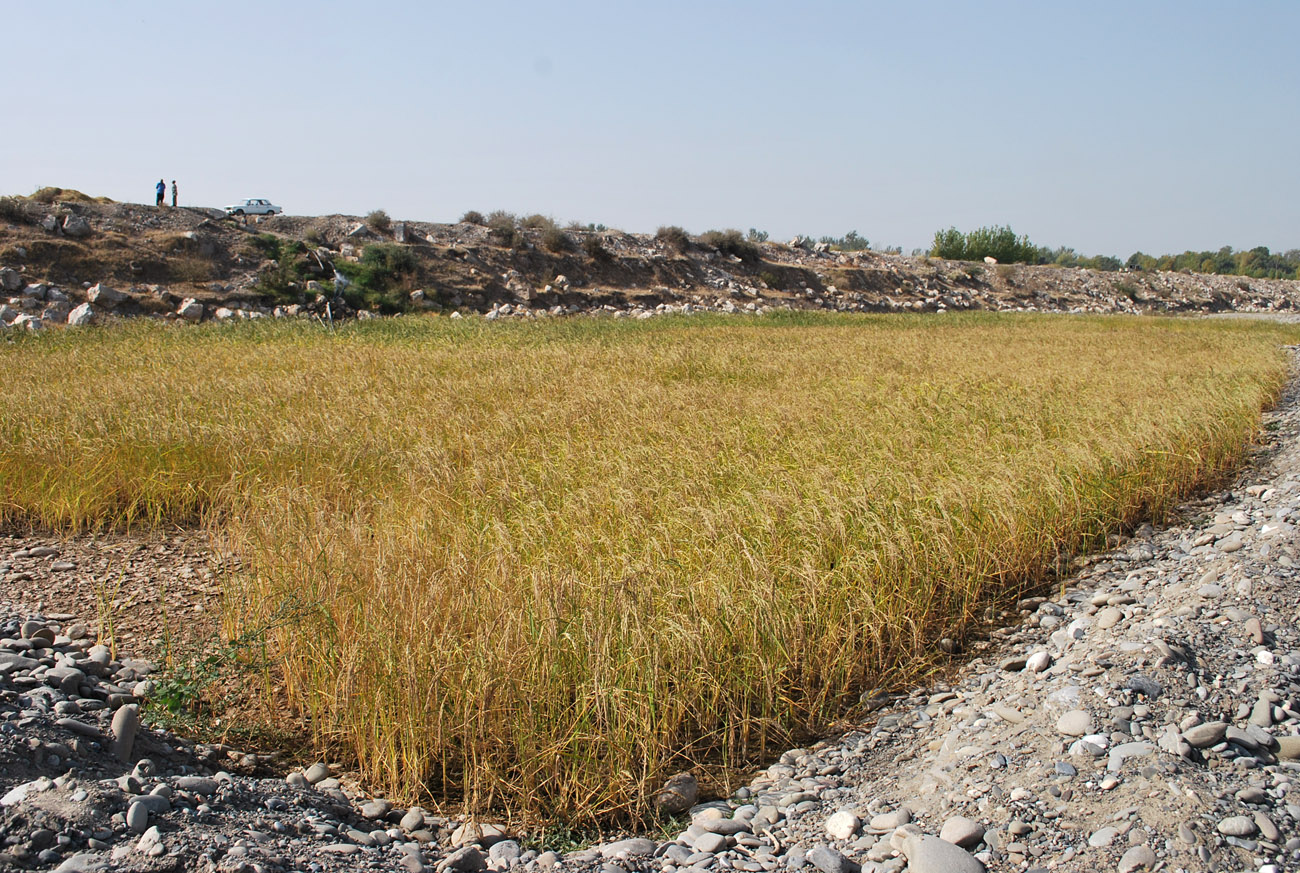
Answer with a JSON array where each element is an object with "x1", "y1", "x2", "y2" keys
[{"x1": 6, "y1": 1, "x2": 1297, "y2": 257}]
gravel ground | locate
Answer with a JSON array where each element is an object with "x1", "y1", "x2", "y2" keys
[{"x1": 4, "y1": 359, "x2": 1300, "y2": 872}]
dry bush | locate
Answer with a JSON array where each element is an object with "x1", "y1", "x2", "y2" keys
[
  {"x1": 366, "y1": 210, "x2": 392, "y2": 233},
  {"x1": 655, "y1": 225, "x2": 690, "y2": 253}
]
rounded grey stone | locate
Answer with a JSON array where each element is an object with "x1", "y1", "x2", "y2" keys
[
  {"x1": 939, "y1": 816, "x2": 984, "y2": 848},
  {"x1": 1117, "y1": 845, "x2": 1156, "y2": 872},
  {"x1": 125, "y1": 801, "x2": 149, "y2": 834},
  {"x1": 1057, "y1": 710, "x2": 1094, "y2": 737},
  {"x1": 1216, "y1": 816, "x2": 1257, "y2": 837}
]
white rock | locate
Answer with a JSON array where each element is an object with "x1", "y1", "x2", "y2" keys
[
  {"x1": 825, "y1": 810, "x2": 861, "y2": 840},
  {"x1": 87, "y1": 283, "x2": 125, "y2": 306},
  {"x1": 1025, "y1": 651, "x2": 1053, "y2": 672},
  {"x1": 177, "y1": 298, "x2": 204, "y2": 321},
  {"x1": 66, "y1": 302, "x2": 94, "y2": 326}
]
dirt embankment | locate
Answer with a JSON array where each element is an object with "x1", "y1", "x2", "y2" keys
[{"x1": 3, "y1": 196, "x2": 1300, "y2": 325}]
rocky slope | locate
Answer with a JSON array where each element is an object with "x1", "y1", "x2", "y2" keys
[
  {"x1": 4, "y1": 355, "x2": 1300, "y2": 872},
  {"x1": 3, "y1": 196, "x2": 1300, "y2": 327}
]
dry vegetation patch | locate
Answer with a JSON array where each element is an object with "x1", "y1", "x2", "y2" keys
[{"x1": 0, "y1": 313, "x2": 1295, "y2": 823}]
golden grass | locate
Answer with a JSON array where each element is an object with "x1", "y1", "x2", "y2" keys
[{"x1": 0, "y1": 312, "x2": 1295, "y2": 823}]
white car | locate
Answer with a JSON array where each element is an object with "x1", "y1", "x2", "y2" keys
[{"x1": 224, "y1": 198, "x2": 282, "y2": 217}]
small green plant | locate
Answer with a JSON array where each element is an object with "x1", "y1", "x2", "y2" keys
[
  {"x1": 366, "y1": 210, "x2": 393, "y2": 233},
  {"x1": 522, "y1": 823, "x2": 605, "y2": 855},
  {"x1": 251, "y1": 235, "x2": 312, "y2": 303},
  {"x1": 1114, "y1": 281, "x2": 1139, "y2": 301},
  {"x1": 655, "y1": 225, "x2": 690, "y2": 253},
  {"x1": 149, "y1": 593, "x2": 320, "y2": 724},
  {"x1": 995, "y1": 264, "x2": 1015, "y2": 282},
  {"x1": 94, "y1": 571, "x2": 128, "y2": 659},
  {"x1": 759, "y1": 270, "x2": 783, "y2": 290},
  {"x1": 304, "y1": 228, "x2": 325, "y2": 247},
  {"x1": 461, "y1": 210, "x2": 485, "y2": 226}
]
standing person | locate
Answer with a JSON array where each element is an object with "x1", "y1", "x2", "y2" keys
[
  {"x1": 171, "y1": 180, "x2": 177, "y2": 208},
  {"x1": 155, "y1": 179, "x2": 165, "y2": 207}
]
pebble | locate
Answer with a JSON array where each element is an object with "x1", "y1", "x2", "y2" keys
[
  {"x1": 895, "y1": 829, "x2": 985, "y2": 873},
  {"x1": 1117, "y1": 844, "x2": 1156, "y2": 872},
  {"x1": 1216, "y1": 816, "x2": 1257, "y2": 837},
  {"x1": 938, "y1": 816, "x2": 983, "y2": 848},
  {"x1": 1025, "y1": 650, "x2": 1053, "y2": 672},
  {"x1": 869, "y1": 808, "x2": 911, "y2": 830},
  {"x1": 125, "y1": 800, "x2": 150, "y2": 833},
  {"x1": 1096, "y1": 606, "x2": 1124, "y2": 629},
  {"x1": 805, "y1": 845, "x2": 851, "y2": 873},
  {"x1": 1056, "y1": 710, "x2": 1093, "y2": 737},
  {"x1": 110, "y1": 703, "x2": 139, "y2": 762},
  {"x1": 824, "y1": 810, "x2": 860, "y2": 840}
]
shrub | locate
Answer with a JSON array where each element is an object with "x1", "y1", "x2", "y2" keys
[
  {"x1": 748, "y1": 228, "x2": 769, "y2": 243},
  {"x1": 333, "y1": 243, "x2": 418, "y2": 312},
  {"x1": 27, "y1": 187, "x2": 110, "y2": 204},
  {"x1": 758, "y1": 270, "x2": 783, "y2": 290},
  {"x1": 461, "y1": 210, "x2": 486, "y2": 226},
  {"x1": 0, "y1": 196, "x2": 28, "y2": 224},
  {"x1": 931, "y1": 225, "x2": 1038, "y2": 264},
  {"x1": 583, "y1": 235, "x2": 612, "y2": 262},
  {"x1": 655, "y1": 226, "x2": 690, "y2": 253},
  {"x1": 366, "y1": 210, "x2": 393, "y2": 233},
  {"x1": 488, "y1": 212, "x2": 520, "y2": 248},
  {"x1": 520, "y1": 214, "x2": 557, "y2": 231},
  {"x1": 304, "y1": 228, "x2": 325, "y2": 247},
  {"x1": 251, "y1": 236, "x2": 312, "y2": 303},
  {"x1": 698, "y1": 229, "x2": 761, "y2": 262},
  {"x1": 541, "y1": 227, "x2": 573, "y2": 253}
]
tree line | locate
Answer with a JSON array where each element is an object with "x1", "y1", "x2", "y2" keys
[{"x1": 931, "y1": 225, "x2": 1300, "y2": 279}]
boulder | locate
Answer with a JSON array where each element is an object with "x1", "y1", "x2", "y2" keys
[
  {"x1": 87, "y1": 283, "x2": 126, "y2": 306},
  {"x1": 62, "y1": 214, "x2": 91, "y2": 237},
  {"x1": 0, "y1": 267, "x2": 20, "y2": 292},
  {"x1": 654, "y1": 772, "x2": 698, "y2": 816},
  {"x1": 177, "y1": 298, "x2": 204, "y2": 321}
]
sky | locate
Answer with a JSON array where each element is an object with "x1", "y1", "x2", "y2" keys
[{"x1": 6, "y1": 1, "x2": 1298, "y2": 257}]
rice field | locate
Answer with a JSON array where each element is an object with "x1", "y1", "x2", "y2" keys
[{"x1": 0, "y1": 312, "x2": 1294, "y2": 823}]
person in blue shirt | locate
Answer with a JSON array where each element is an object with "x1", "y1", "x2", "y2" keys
[{"x1": 155, "y1": 179, "x2": 165, "y2": 207}]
